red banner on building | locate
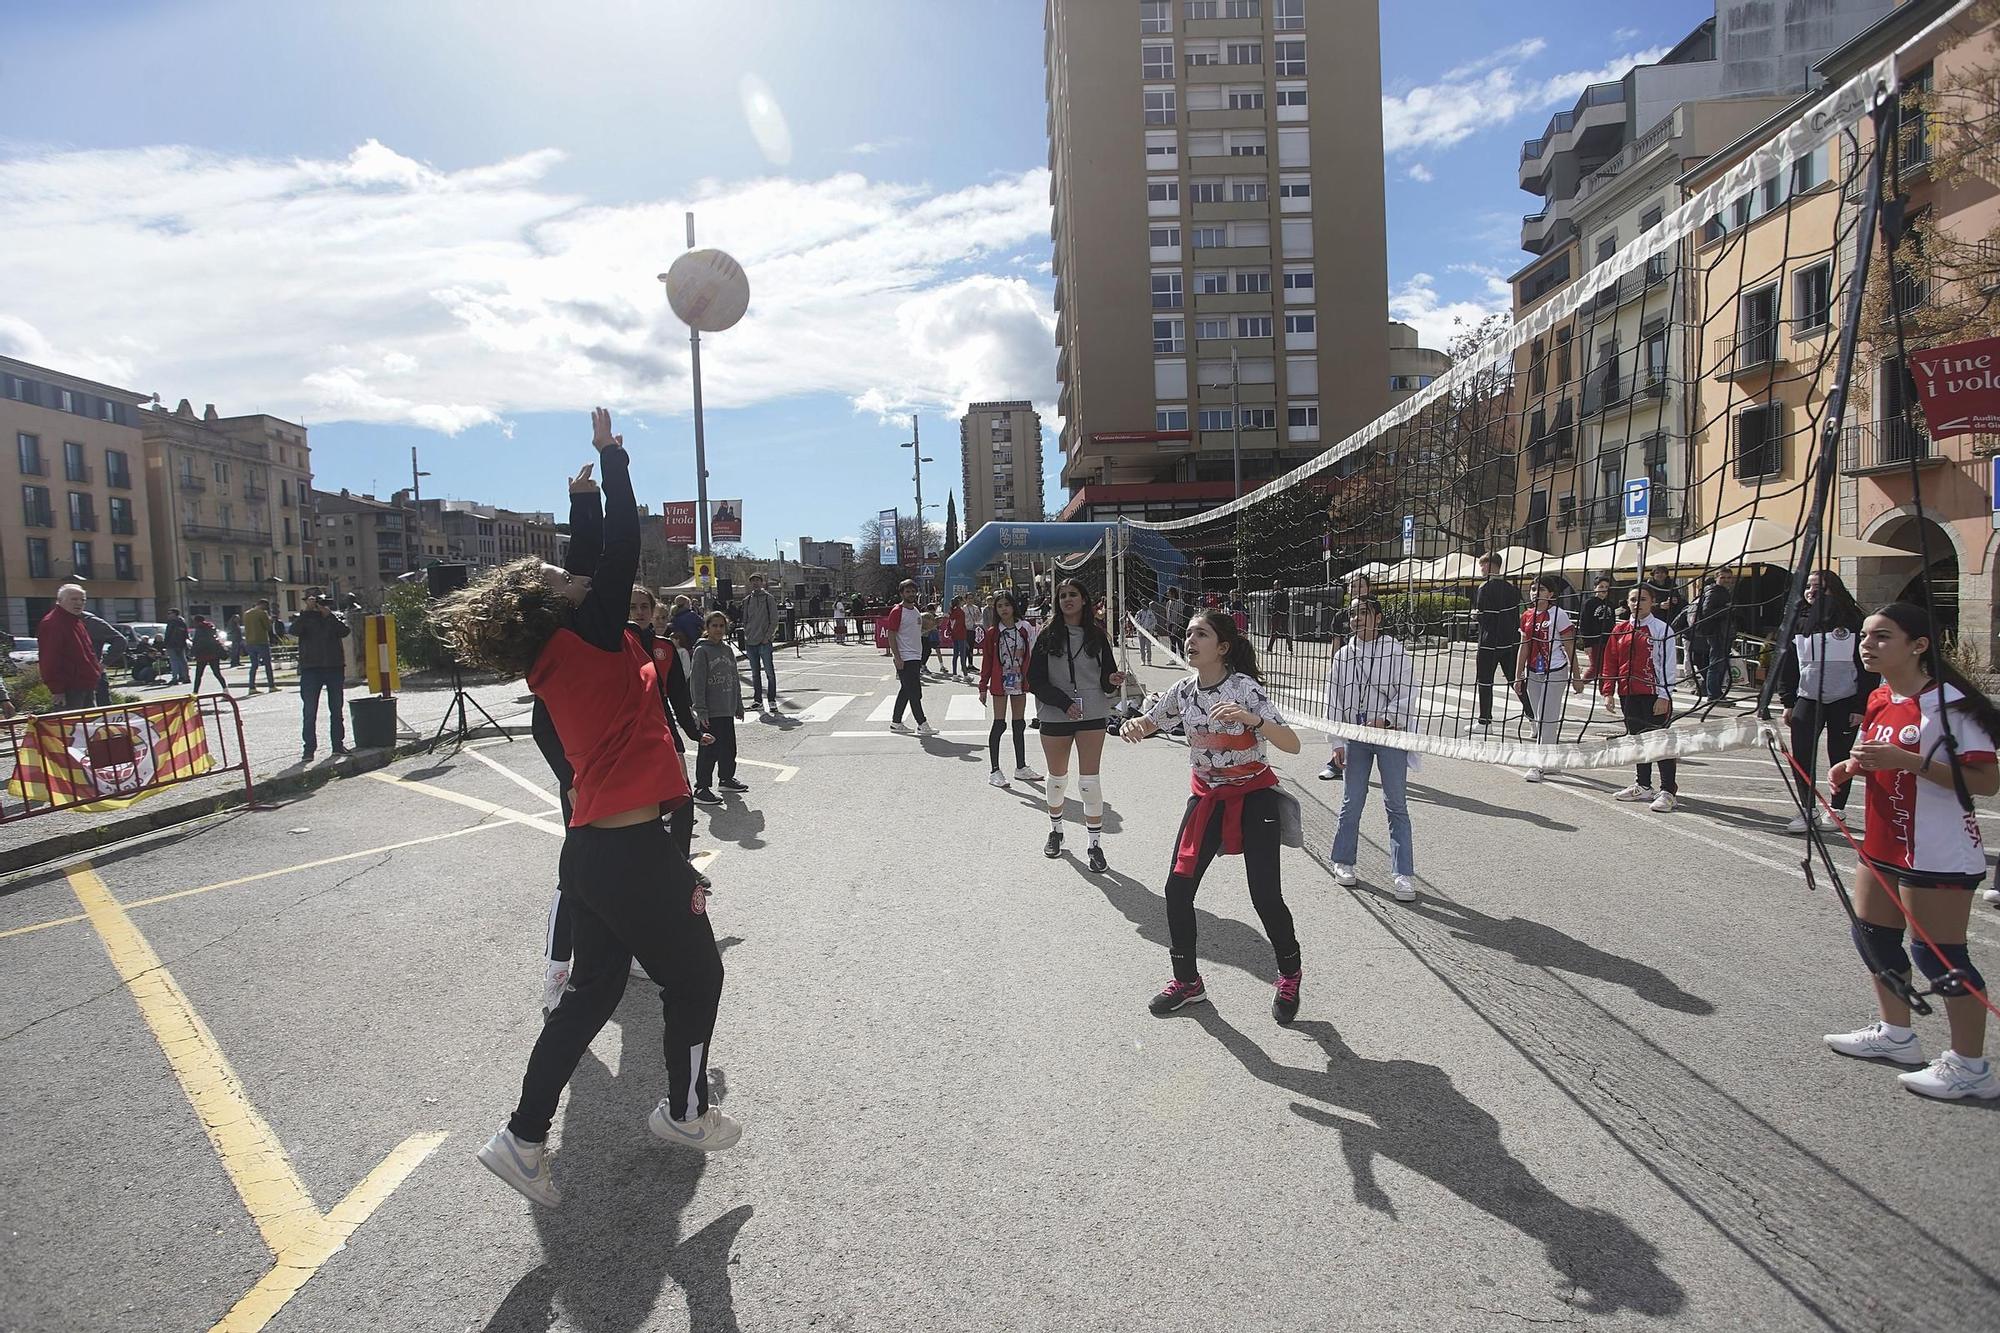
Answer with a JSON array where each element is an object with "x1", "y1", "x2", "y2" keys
[
  {"x1": 6, "y1": 697, "x2": 215, "y2": 813},
  {"x1": 1910, "y1": 335, "x2": 2000, "y2": 439},
  {"x1": 661, "y1": 502, "x2": 698, "y2": 545}
]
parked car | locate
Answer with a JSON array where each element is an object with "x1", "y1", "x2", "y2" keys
[
  {"x1": 121, "y1": 621, "x2": 169, "y2": 646},
  {"x1": 9, "y1": 636, "x2": 38, "y2": 666}
]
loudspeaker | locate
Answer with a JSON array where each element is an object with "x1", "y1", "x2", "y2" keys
[
  {"x1": 716, "y1": 576, "x2": 733, "y2": 605},
  {"x1": 426, "y1": 562, "x2": 471, "y2": 598}
]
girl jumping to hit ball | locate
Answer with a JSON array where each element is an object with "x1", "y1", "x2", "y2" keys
[{"x1": 1122, "y1": 610, "x2": 1305, "y2": 1023}]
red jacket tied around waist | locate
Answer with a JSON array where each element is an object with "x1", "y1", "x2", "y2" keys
[{"x1": 1174, "y1": 728, "x2": 1278, "y2": 875}]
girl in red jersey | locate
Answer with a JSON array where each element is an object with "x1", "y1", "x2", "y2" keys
[
  {"x1": 1822, "y1": 602, "x2": 2000, "y2": 1101},
  {"x1": 1597, "y1": 584, "x2": 1680, "y2": 813},
  {"x1": 441, "y1": 408, "x2": 739, "y2": 1209}
]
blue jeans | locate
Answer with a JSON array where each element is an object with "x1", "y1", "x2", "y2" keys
[
  {"x1": 1703, "y1": 648, "x2": 1731, "y2": 701},
  {"x1": 300, "y1": 667, "x2": 345, "y2": 752},
  {"x1": 953, "y1": 638, "x2": 974, "y2": 674},
  {"x1": 246, "y1": 645, "x2": 275, "y2": 690},
  {"x1": 1331, "y1": 739, "x2": 1415, "y2": 877},
  {"x1": 168, "y1": 647, "x2": 189, "y2": 683},
  {"x1": 744, "y1": 643, "x2": 777, "y2": 704}
]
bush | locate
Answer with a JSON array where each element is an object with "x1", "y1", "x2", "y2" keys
[
  {"x1": 2, "y1": 663, "x2": 140, "y2": 714},
  {"x1": 382, "y1": 582, "x2": 454, "y2": 672},
  {"x1": 1378, "y1": 593, "x2": 1471, "y2": 642}
]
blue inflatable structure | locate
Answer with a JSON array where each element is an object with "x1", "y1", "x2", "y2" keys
[{"x1": 941, "y1": 521, "x2": 1192, "y2": 605}]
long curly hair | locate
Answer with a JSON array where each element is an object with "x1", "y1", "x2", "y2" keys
[{"x1": 432, "y1": 557, "x2": 570, "y2": 678}]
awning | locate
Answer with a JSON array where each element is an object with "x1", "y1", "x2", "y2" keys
[{"x1": 1647, "y1": 517, "x2": 1914, "y2": 568}]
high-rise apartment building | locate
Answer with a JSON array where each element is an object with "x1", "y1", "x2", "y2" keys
[
  {"x1": 314, "y1": 489, "x2": 412, "y2": 608},
  {"x1": 1046, "y1": 0, "x2": 1389, "y2": 522},
  {"x1": 0, "y1": 356, "x2": 156, "y2": 629},
  {"x1": 960, "y1": 401, "x2": 1045, "y2": 531}
]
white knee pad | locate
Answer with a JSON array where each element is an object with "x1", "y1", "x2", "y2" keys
[
  {"x1": 1078, "y1": 774, "x2": 1104, "y2": 823},
  {"x1": 1046, "y1": 768, "x2": 1070, "y2": 810}
]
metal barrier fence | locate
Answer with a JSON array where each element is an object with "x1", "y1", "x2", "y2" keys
[{"x1": 0, "y1": 693, "x2": 259, "y2": 822}]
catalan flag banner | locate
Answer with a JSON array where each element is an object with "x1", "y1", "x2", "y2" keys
[{"x1": 6, "y1": 698, "x2": 215, "y2": 813}]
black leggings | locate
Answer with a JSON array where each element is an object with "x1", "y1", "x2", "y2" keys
[
  {"x1": 193, "y1": 659, "x2": 228, "y2": 693},
  {"x1": 892, "y1": 659, "x2": 928, "y2": 725},
  {"x1": 1791, "y1": 695, "x2": 1862, "y2": 810},
  {"x1": 988, "y1": 715, "x2": 1027, "y2": 771},
  {"x1": 547, "y1": 791, "x2": 693, "y2": 964},
  {"x1": 1164, "y1": 787, "x2": 1298, "y2": 983},
  {"x1": 512, "y1": 818, "x2": 723, "y2": 1142},
  {"x1": 1621, "y1": 694, "x2": 1677, "y2": 792},
  {"x1": 1475, "y1": 646, "x2": 1517, "y2": 724},
  {"x1": 696, "y1": 717, "x2": 737, "y2": 789}
]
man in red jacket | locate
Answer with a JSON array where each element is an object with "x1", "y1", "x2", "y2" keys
[{"x1": 38, "y1": 583, "x2": 102, "y2": 710}]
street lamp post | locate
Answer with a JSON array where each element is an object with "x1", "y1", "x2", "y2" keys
[{"x1": 901, "y1": 415, "x2": 934, "y2": 595}]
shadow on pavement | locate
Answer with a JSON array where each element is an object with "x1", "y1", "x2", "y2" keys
[
  {"x1": 1401, "y1": 781, "x2": 1578, "y2": 832},
  {"x1": 700, "y1": 802, "x2": 766, "y2": 852},
  {"x1": 1195, "y1": 1008, "x2": 1686, "y2": 1319},
  {"x1": 1088, "y1": 868, "x2": 1281, "y2": 982}
]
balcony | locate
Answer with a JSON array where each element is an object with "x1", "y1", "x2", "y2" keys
[
  {"x1": 243, "y1": 485, "x2": 268, "y2": 505},
  {"x1": 1842, "y1": 421, "x2": 1941, "y2": 475},
  {"x1": 64, "y1": 462, "x2": 93, "y2": 484},
  {"x1": 23, "y1": 507, "x2": 53, "y2": 529},
  {"x1": 182, "y1": 522, "x2": 273, "y2": 546},
  {"x1": 1583, "y1": 368, "x2": 1668, "y2": 417},
  {"x1": 1518, "y1": 81, "x2": 1627, "y2": 187},
  {"x1": 1527, "y1": 425, "x2": 1576, "y2": 471},
  {"x1": 177, "y1": 474, "x2": 208, "y2": 492},
  {"x1": 1190, "y1": 198, "x2": 1269, "y2": 222},
  {"x1": 109, "y1": 563, "x2": 146, "y2": 585},
  {"x1": 1189, "y1": 106, "x2": 1267, "y2": 130},
  {"x1": 110, "y1": 516, "x2": 137, "y2": 536},
  {"x1": 1712, "y1": 325, "x2": 1785, "y2": 379},
  {"x1": 18, "y1": 456, "x2": 45, "y2": 477},
  {"x1": 107, "y1": 469, "x2": 132, "y2": 490},
  {"x1": 68, "y1": 512, "x2": 98, "y2": 533}
]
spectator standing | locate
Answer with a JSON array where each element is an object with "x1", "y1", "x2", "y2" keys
[
  {"x1": 1266, "y1": 580, "x2": 1292, "y2": 653},
  {"x1": 1692, "y1": 569, "x2": 1739, "y2": 703},
  {"x1": 80, "y1": 609, "x2": 125, "y2": 707},
  {"x1": 292, "y1": 592, "x2": 351, "y2": 762},
  {"x1": 740, "y1": 573, "x2": 779, "y2": 716},
  {"x1": 164, "y1": 608, "x2": 191, "y2": 684},
  {"x1": 1472, "y1": 553, "x2": 1524, "y2": 729},
  {"x1": 671, "y1": 595, "x2": 704, "y2": 651},
  {"x1": 226, "y1": 613, "x2": 244, "y2": 668},
  {"x1": 38, "y1": 583, "x2": 102, "y2": 710},
  {"x1": 242, "y1": 599, "x2": 276, "y2": 694}
]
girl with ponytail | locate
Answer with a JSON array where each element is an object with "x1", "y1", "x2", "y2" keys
[{"x1": 1028, "y1": 578, "x2": 1126, "y2": 871}]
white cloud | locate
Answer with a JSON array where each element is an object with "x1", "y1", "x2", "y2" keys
[
  {"x1": 0, "y1": 141, "x2": 1056, "y2": 434},
  {"x1": 1406, "y1": 163, "x2": 1434, "y2": 182},
  {"x1": 848, "y1": 137, "x2": 910, "y2": 157},
  {"x1": 1388, "y1": 271, "x2": 1513, "y2": 352},
  {"x1": 1612, "y1": 27, "x2": 1642, "y2": 44},
  {"x1": 1381, "y1": 40, "x2": 1671, "y2": 155}
]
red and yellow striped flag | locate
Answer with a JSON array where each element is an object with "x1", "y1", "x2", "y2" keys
[{"x1": 7, "y1": 698, "x2": 215, "y2": 813}]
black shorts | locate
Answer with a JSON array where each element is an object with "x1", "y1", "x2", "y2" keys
[
  {"x1": 1862, "y1": 857, "x2": 1988, "y2": 891},
  {"x1": 1038, "y1": 717, "x2": 1105, "y2": 737}
]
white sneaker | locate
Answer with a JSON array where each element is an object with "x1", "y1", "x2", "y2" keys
[
  {"x1": 1984, "y1": 887, "x2": 2000, "y2": 907},
  {"x1": 1784, "y1": 811, "x2": 1824, "y2": 834},
  {"x1": 647, "y1": 1103, "x2": 743, "y2": 1152},
  {"x1": 540, "y1": 960, "x2": 571, "y2": 1017},
  {"x1": 1613, "y1": 784, "x2": 1656, "y2": 802},
  {"x1": 1898, "y1": 1051, "x2": 2000, "y2": 1100},
  {"x1": 1391, "y1": 875, "x2": 1418, "y2": 903},
  {"x1": 478, "y1": 1129, "x2": 562, "y2": 1207},
  {"x1": 1014, "y1": 766, "x2": 1041, "y2": 782},
  {"x1": 1824, "y1": 1021, "x2": 1925, "y2": 1065},
  {"x1": 917, "y1": 723, "x2": 939, "y2": 737},
  {"x1": 1329, "y1": 862, "x2": 1358, "y2": 887},
  {"x1": 889, "y1": 721, "x2": 911, "y2": 733},
  {"x1": 1524, "y1": 767, "x2": 1544, "y2": 783},
  {"x1": 988, "y1": 769, "x2": 1011, "y2": 788},
  {"x1": 1317, "y1": 762, "x2": 1339, "y2": 781},
  {"x1": 1650, "y1": 792, "x2": 1677, "y2": 813}
]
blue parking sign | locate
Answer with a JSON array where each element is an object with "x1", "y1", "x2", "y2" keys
[{"x1": 1623, "y1": 478, "x2": 1650, "y2": 539}]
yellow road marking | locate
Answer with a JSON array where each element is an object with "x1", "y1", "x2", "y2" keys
[
  {"x1": 734, "y1": 758, "x2": 799, "y2": 783},
  {"x1": 461, "y1": 745, "x2": 562, "y2": 808},
  {"x1": 0, "y1": 821, "x2": 514, "y2": 944},
  {"x1": 67, "y1": 864, "x2": 444, "y2": 1332},
  {"x1": 365, "y1": 770, "x2": 563, "y2": 837}
]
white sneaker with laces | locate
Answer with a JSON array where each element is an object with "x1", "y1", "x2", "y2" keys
[
  {"x1": 1650, "y1": 791, "x2": 1677, "y2": 813},
  {"x1": 1014, "y1": 766, "x2": 1041, "y2": 782},
  {"x1": 1823, "y1": 1021, "x2": 1925, "y2": 1065},
  {"x1": 647, "y1": 1103, "x2": 744, "y2": 1151},
  {"x1": 1391, "y1": 875, "x2": 1418, "y2": 903},
  {"x1": 1898, "y1": 1051, "x2": 2000, "y2": 1100},
  {"x1": 888, "y1": 721, "x2": 911, "y2": 733},
  {"x1": 917, "y1": 723, "x2": 939, "y2": 737},
  {"x1": 1318, "y1": 762, "x2": 1339, "y2": 781},
  {"x1": 1524, "y1": 767, "x2": 1544, "y2": 783},
  {"x1": 478, "y1": 1129, "x2": 562, "y2": 1207},
  {"x1": 1329, "y1": 862, "x2": 1358, "y2": 887},
  {"x1": 540, "y1": 960, "x2": 570, "y2": 1017},
  {"x1": 1784, "y1": 811, "x2": 1825, "y2": 834},
  {"x1": 1613, "y1": 784, "x2": 1655, "y2": 802},
  {"x1": 988, "y1": 769, "x2": 1010, "y2": 788}
]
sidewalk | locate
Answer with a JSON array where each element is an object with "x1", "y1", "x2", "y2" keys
[{"x1": 0, "y1": 669, "x2": 540, "y2": 876}]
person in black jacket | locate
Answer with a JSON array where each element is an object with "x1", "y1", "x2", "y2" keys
[
  {"x1": 1578, "y1": 574, "x2": 1619, "y2": 682},
  {"x1": 164, "y1": 608, "x2": 191, "y2": 684},
  {"x1": 291, "y1": 593, "x2": 350, "y2": 761},
  {"x1": 1472, "y1": 553, "x2": 1523, "y2": 728},
  {"x1": 1689, "y1": 569, "x2": 1738, "y2": 703},
  {"x1": 1776, "y1": 569, "x2": 1875, "y2": 832},
  {"x1": 1266, "y1": 580, "x2": 1292, "y2": 653}
]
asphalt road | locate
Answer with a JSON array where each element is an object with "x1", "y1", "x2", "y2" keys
[{"x1": 2, "y1": 639, "x2": 1996, "y2": 1332}]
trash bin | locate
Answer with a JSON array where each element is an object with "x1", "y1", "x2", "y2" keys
[{"x1": 349, "y1": 695, "x2": 398, "y2": 750}]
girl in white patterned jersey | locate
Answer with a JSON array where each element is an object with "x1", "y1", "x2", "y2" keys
[
  {"x1": 978, "y1": 590, "x2": 1040, "y2": 789},
  {"x1": 1325, "y1": 597, "x2": 1419, "y2": 902},
  {"x1": 1121, "y1": 609, "x2": 1305, "y2": 1024},
  {"x1": 1822, "y1": 602, "x2": 2000, "y2": 1100},
  {"x1": 1514, "y1": 573, "x2": 1584, "y2": 784}
]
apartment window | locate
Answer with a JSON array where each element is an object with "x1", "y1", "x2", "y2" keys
[
  {"x1": 1197, "y1": 358, "x2": 1235, "y2": 385},
  {"x1": 1237, "y1": 315, "x2": 1273, "y2": 338},
  {"x1": 1282, "y1": 266, "x2": 1314, "y2": 297},
  {"x1": 57, "y1": 389, "x2": 74, "y2": 413},
  {"x1": 1795, "y1": 261, "x2": 1833, "y2": 331},
  {"x1": 1528, "y1": 338, "x2": 1546, "y2": 395},
  {"x1": 1142, "y1": 43, "x2": 1173, "y2": 78},
  {"x1": 21, "y1": 485, "x2": 51, "y2": 528},
  {"x1": 106, "y1": 448, "x2": 131, "y2": 488},
  {"x1": 1145, "y1": 129, "x2": 1178, "y2": 166},
  {"x1": 1231, "y1": 180, "x2": 1267, "y2": 202},
  {"x1": 214, "y1": 459, "x2": 230, "y2": 484},
  {"x1": 1284, "y1": 313, "x2": 1315, "y2": 335},
  {"x1": 1287, "y1": 355, "x2": 1317, "y2": 394},
  {"x1": 1228, "y1": 89, "x2": 1264, "y2": 110},
  {"x1": 63, "y1": 440, "x2": 87, "y2": 482},
  {"x1": 1190, "y1": 179, "x2": 1224, "y2": 204},
  {"x1": 1193, "y1": 225, "x2": 1226, "y2": 248},
  {"x1": 1734, "y1": 403, "x2": 1785, "y2": 480},
  {"x1": 222, "y1": 553, "x2": 236, "y2": 583},
  {"x1": 1555, "y1": 328, "x2": 1572, "y2": 384},
  {"x1": 1199, "y1": 408, "x2": 1234, "y2": 432},
  {"x1": 109, "y1": 495, "x2": 134, "y2": 535},
  {"x1": 26, "y1": 537, "x2": 49, "y2": 579},
  {"x1": 1595, "y1": 234, "x2": 1616, "y2": 265},
  {"x1": 1226, "y1": 42, "x2": 1261, "y2": 65},
  {"x1": 1197, "y1": 270, "x2": 1229, "y2": 294},
  {"x1": 115, "y1": 543, "x2": 135, "y2": 581},
  {"x1": 1140, "y1": 1, "x2": 1171, "y2": 33},
  {"x1": 1186, "y1": 84, "x2": 1225, "y2": 111},
  {"x1": 1275, "y1": 85, "x2": 1307, "y2": 114},
  {"x1": 1156, "y1": 406, "x2": 1190, "y2": 431},
  {"x1": 1155, "y1": 358, "x2": 1189, "y2": 397},
  {"x1": 1185, "y1": 42, "x2": 1219, "y2": 68},
  {"x1": 71, "y1": 541, "x2": 93, "y2": 579},
  {"x1": 1280, "y1": 218, "x2": 1313, "y2": 257},
  {"x1": 1278, "y1": 177, "x2": 1311, "y2": 202},
  {"x1": 1228, "y1": 135, "x2": 1266, "y2": 157},
  {"x1": 1224, "y1": 0, "x2": 1260, "y2": 16},
  {"x1": 1644, "y1": 434, "x2": 1671, "y2": 489},
  {"x1": 1638, "y1": 204, "x2": 1663, "y2": 235},
  {"x1": 1596, "y1": 442, "x2": 1624, "y2": 503},
  {"x1": 1288, "y1": 403, "x2": 1319, "y2": 427},
  {"x1": 1239, "y1": 356, "x2": 1276, "y2": 383},
  {"x1": 1274, "y1": 0, "x2": 1303, "y2": 28},
  {"x1": 1147, "y1": 178, "x2": 1179, "y2": 204},
  {"x1": 1185, "y1": 0, "x2": 1218, "y2": 17},
  {"x1": 17, "y1": 432, "x2": 42, "y2": 475},
  {"x1": 1151, "y1": 272, "x2": 1184, "y2": 309},
  {"x1": 1790, "y1": 149, "x2": 1822, "y2": 195},
  {"x1": 1241, "y1": 407, "x2": 1277, "y2": 429},
  {"x1": 1274, "y1": 39, "x2": 1306, "y2": 75},
  {"x1": 1149, "y1": 224, "x2": 1182, "y2": 260},
  {"x1": 1234, "y1": 270, "x2": 1271, "y2": 294},
  {"x1": 1277, "y1": 127, "x2": 1309, "y2": 167},
  {"x1": 1143, "y1": 88, "x2": 1177, "y2": 125},
  {"x1": 1641, "y1": 321, "x2": 1668, "y2": 386},
  {"x1": 68, "y1": 491, "x2": 95, "y2": 531},
  {"x1": 1230, "y1": 219, "x2": 1269, "y2": 246},
  {"x1": 1154, "y1": 317, "x2": 1186, "y2": 353},
  {"x1": 1196, "y1": 318, "x2": 1229, "y2": 340}
]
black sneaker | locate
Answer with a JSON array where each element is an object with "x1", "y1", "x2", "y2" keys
[
  {"x1": 1149, "y1": 976, "x2": 1207, "y2": 1015},
  {"x1": 1273, "y1": 970, "x2": 1302, "y2": 1026},
  {"x1": 692, "y1": 788, "x2": 723, "y2": 806},
  {"x1": 1043, "y1": 829, "x2": 1063, "y2": 859},
  {"x1": 1086, "y1": 845, "x2": 1108, "y2": 874},
  {"x1": 718, "y1": 778, "x2": 750, "y2": 793},
  {"x1": 332, "y1": 742, "x2": 351, "y2": 755},
  {"x1": 301, "y1": 749, "x2": 315, "y2": 765}
]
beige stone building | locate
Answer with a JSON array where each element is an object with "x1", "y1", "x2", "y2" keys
[
  {"x1": 1046, "y1": 0, "x2": 1389, "y2": 521},
  {"x1": 142, "y1": 400, "x2": 314, "y2": 622},
  {"x1": 0, "y1": 356, "x2": 156, "y2": 630},
  {"x1": 960, "y1": 401, "x2": 1046, "y2": 532},
  {"x1": 313, "y1": 490, "x2": 415, "y2": 608}
]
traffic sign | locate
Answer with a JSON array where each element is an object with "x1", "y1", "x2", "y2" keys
[
  {"x1": 1401, "y1": 515, "x2": 1415, "y2": 556},
  {"x1": 1623, "y1": 478, "x2": 1650, "y2": 540},
  {"x1": 921, "y1": 562, "x2": 937, "y2": 577}
]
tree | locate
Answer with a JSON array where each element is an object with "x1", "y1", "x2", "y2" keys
[
  {"x1": 944, "y1": 492, "x2": 961, "y2": 559},
  {"x1": 1382, "y1": 314, "x2": 1515, "y2": 554},
  {"x1": 852, "y1": 512, "x2": 938, "y2": 603}
]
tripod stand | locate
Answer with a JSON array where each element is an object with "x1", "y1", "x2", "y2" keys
[{"x1": 428, "y1": 660, "x2": 506, "y2": 753}]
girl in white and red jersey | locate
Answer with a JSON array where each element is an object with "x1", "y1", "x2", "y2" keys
[
  {"x1": 1122, "y1": 610, "x2": 1305, "y2": 1024},
  {"x1": 978, "y1": 590, "x2": 1040, "y2": 789},
  {"x1": 439, "y1": 408, "x2": 740, "y2": 1208},
  {"x1": 1598, "y1": 584, "x2": 1679, "y2": 813},
  {"x1": 1514, "y1": 573, "x2": 1584, "y2": 783},
  {"x1": 1822, "y1": 602, "x2": 2000, "y2": 1100}
]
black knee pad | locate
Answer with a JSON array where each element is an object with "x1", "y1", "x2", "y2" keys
[
  {"x1": 1852, "y1": 920, "x2": 1910, "y2": 978},
  {"x1": 1912, "y1": 939, "x2": 1985, "y2": 997}
]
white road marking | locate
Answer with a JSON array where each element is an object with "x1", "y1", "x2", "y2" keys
[
  {"x1": 463, "y1": 745, "x2": 562, "y2": 809},
  {"x1": 735, "y1": 758, "x2": 799, "y2": 782},
  {"x1": 793, "y1": 695, "x2": 856, "y2": 724},
  {"x1": 829, "y1": 729, "x2": 991, "y2": 739}
]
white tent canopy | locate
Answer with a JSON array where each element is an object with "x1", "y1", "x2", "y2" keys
[
  {"x1": 1554, "y1": 535, "x2": 1653, "y2": 574},
  {"x1": 1414, "y1": 553, "x2": 1481, "y2": 583},
  {"x1": 1485, "y1": 545, "x2": 1549, "y2": 575},
  {"x1": 1647, "y1": 517, "x2": 1912, "y2": 569},
  {"x1": 1346, "y1": 560, "x2": 1397, "y2": 580}
]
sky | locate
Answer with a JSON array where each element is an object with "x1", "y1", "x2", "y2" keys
[{"x1": 0, "y1": 0, "x2": 1712, "y2": 559}]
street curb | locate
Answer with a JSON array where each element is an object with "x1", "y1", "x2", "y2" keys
[{"x1": 0, "y1": 722, "x2": 536, "y2": 881}]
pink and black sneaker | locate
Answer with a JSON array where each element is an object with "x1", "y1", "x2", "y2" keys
[
  {"x1": 1149, "y1": 975, "x2": 1208, "y2": 1015},
  {"x1": 1273, "y1": 970, "x2": 1302, "y2": 1026}
]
